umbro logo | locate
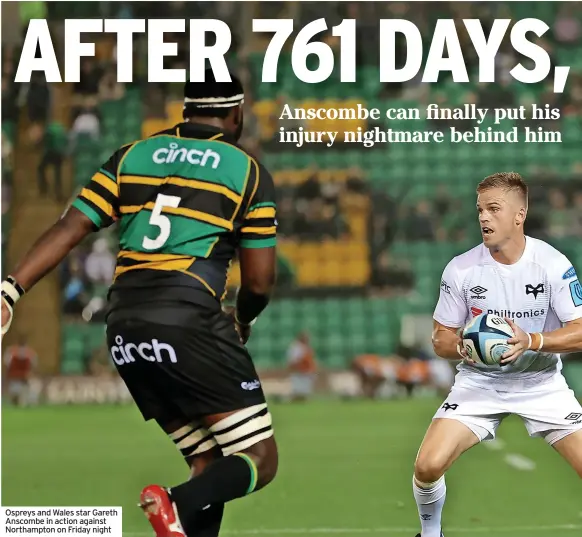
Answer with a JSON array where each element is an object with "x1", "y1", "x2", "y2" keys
[
  {"x1": 470, "y1": 286, "x2": 487, "y2": 299},
  {"x1": 565, "y1": 412, "x2": 582, "y2": 421},
  {"x1": 525, "y1": 283, "x2": 544, "y2": 299},
  {"x1": 441, "y1": 403, "x2": 459, "y2": 411},
  {"x1": 470, "y1": 286, "x2": 487, "y2": 294},
  {"x1": 420, "y1": 514, "x2": 432, "y2": 521}
]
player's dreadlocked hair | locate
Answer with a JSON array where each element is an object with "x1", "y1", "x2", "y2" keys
[
  {"x1": 183, "y1": 68, "x2": 244, "y2": 120},
  {"x1": 477, "y1": 172, "x2": 528, "y2": 205}
]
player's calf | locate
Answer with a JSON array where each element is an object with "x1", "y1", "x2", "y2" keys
[{"x1": 176, "y1": 433, "x2": 225, "y2": 537}]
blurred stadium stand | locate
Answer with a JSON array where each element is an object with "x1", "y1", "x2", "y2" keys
[{"x1": 2, "y1": 1, "x2": 582, "y2": 392}]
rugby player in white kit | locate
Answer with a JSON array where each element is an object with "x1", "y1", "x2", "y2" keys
[{"x1": 411, "y1": 172, "x2": 582, "y2": 537}]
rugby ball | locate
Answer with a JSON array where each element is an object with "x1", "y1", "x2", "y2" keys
[{"x1": 462, "y1": 313, "x2": 514, "y2": 366}]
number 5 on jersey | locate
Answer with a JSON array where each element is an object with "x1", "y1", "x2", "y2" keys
[{"x1": 143, "y1": 194, "x2": 181, "y2": 250}]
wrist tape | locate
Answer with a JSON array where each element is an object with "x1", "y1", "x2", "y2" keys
[
  {"x1": 1, "y1": 276, "x2": 25, "y2": 308},
  {"x1": 528, "y1": 332, "x2": 544, "y2": 351}
]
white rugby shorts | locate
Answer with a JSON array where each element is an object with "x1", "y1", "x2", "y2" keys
[{"x1": 433, "y1": 378, "x2": 582, "y2": 445}]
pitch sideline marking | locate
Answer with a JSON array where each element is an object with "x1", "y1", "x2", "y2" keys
[
  {"x1": 482, "y1": 438, "x2": 505, "y2": 451},
  {"x1": 503, "y1": 453, "x2": 537, "y2": 471},
  {"x1": 483, "y1": 437, "x2": 536, "y2": 472},
  {"x1": 124, "y1": 524, "x2": 582, "y2": 536}
]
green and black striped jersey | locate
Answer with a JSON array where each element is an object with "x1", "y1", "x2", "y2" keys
[{"x1": 72, "y1": 122, "x2": 277, "y2": 312}]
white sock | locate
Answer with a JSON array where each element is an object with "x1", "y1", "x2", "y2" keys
[{"x1": 413, "y1": 475, "x2": 446, "y2": 537}]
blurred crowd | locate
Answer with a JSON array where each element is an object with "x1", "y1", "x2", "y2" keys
[
  {"x1": 3, "y1": 1, "x2": 582, "y2": 385},
  {"x1": 2, "y1": 47, "x2": 18, "y2": 277},
  {"x1": 46, "y1": 1, "x2": 582, "y2": 314},
  {"x1": 61, "y1": 235, "x2": 116, "y2": 321},
  {"x1": 277, "y1": 174, "x2": 366, "y2": 241}
]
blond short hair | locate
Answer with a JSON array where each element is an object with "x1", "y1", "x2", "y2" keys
[{"x1": 477, "y1": 172, "x2": 528, "y2": 205}]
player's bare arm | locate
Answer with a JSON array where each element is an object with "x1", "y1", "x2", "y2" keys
[
  {"x1": 234, "y1": 246, "x2": 277, "y2": 343},
  {"x1": 431, "y1": 321, "x2": 474, "y2": 364},
  {"x1": 501, "y1": 317, "x2": 582, "y2": 364},
  {"x1": 1, "y1": 207, "x2": 95, "y2": 332}
]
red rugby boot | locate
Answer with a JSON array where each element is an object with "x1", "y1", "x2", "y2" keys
[{"x1": 139, "y1": 484, "x2": 186, "y2": 537}]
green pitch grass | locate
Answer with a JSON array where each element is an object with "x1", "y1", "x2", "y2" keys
[{"x1": 2, "y1": 399, "x2": 581, "y2": 537}]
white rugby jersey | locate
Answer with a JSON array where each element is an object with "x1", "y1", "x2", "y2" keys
[{"x1": 434, "y1": 236, "x2": 582, "y2": 390}]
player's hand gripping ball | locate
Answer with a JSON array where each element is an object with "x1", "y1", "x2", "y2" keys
[{"x1": 461, "y1": 313, "x2": 515, "y2": 366}]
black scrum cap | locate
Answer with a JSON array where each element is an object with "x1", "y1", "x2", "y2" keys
[{"x1": 183, "y1": 68, "x2": 244, "y2": 118}]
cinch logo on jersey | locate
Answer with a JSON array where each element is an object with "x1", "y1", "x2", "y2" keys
[
  {"x1": 487, "y1": 308, "x2": 545, "y2": 319},
  {"x1": 110, "y1": 335, "x2": 177, "y2": 366},
  {"x1": 152, "y1": 142, "x2": 221, "y2": 168}
]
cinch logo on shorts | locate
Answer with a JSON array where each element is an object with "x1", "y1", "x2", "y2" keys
[
  {"x1": 241, "y1": 380, "x2": 261, "y2": 391},
  {"x1": 110, "y1": 335, "x2": 178, "y2": 366},
  {"x1": 152, "y1": 143, "x2": 220, "y2": 168}
]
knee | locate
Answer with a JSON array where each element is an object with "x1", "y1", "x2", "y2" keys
[
  {"x1": 245, "y1": 436, "x2": 279, "y2": 490},
  {"x1": 258, "y1": 446, "x2": 278, "y2": 488},
  {"x1": 257, "y1": 437, "x2": 279, "y2": 488},
  {"x1": 414, "y1": 451, "x2": 448, "y2": 484}
]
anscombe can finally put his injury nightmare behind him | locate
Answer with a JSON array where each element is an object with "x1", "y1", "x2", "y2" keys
[{"x1": 1, "y1": 69, "x2": 280, "y2": 537}]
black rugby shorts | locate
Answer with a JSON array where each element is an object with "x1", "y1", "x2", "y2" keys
[{"x1": 106, "y1": 306, "x2": 266, "y2": 422}]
